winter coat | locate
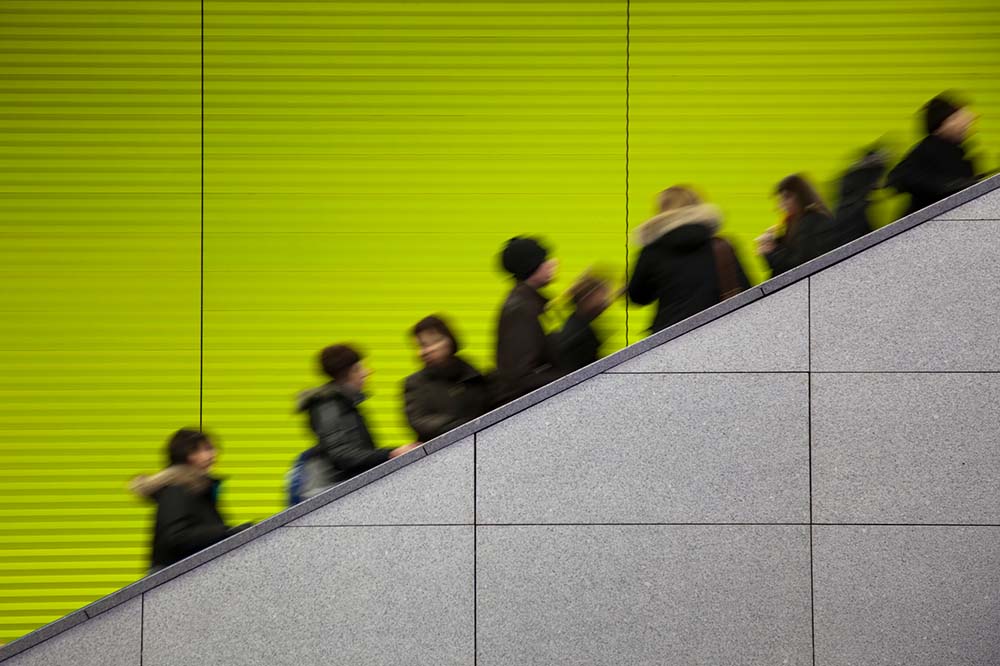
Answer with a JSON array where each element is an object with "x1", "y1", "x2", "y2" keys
[
  {"x1": 763, "y1": 207, "x2": 837, "y2": 277},
  {"x1": 403, "y1": 357, "x2": 492, "y2": 441},
  {"x1": 131, "y1": 465, "x2": 245, "y2": 570},
  {"x1": 557, "y1": 313, "x2": 602, "y2": 372},
  {"x1": 495, "y1": 282, "x2": 565, "y2": 403},
  {"x1": 628, "y1": 203, "x2": 751, "y2": 334},
  {"x1": 887, "y1": 134, "x2": 978, "y2": 216},
  {"x1": 297, "y1": 382, "x2": 390, "y2": 494},
  {"x1": 833, "y1": 149, "x2": 889, "y2": 247}
]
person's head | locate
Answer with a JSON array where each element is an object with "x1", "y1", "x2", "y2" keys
[
  {"x1": 320, "y1": 343, "x2": 369, "y2": 392},
  {"x1": 925, "y1": 94, "x2": 975, "y2": 143},
  {"x1": 167, "y1": 428, "x2": 217, "y2": 471},
  {"x1": 657, "y1": 185, "x2": 702, "y2": 213},
  {"x1": 501, "y1": 236, "x2": 558, "y2": 288},
  {"x1": 569, "y1": 274, "x2": 611, "y2": 319},
  {"x1": 412, "y1": 315, "x2": 459, "y2": 368},
  {"x1": 775, "y1": 174, "x2": 830, "y2": 218}
]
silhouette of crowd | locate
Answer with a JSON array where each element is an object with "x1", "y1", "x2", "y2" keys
[{"x1": 133, "y1": 92, "x2": 990, "y2": 571}]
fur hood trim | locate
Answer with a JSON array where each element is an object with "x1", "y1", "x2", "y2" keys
[
  {"x1": 635, "y1": 203, "x2": 722, "y2": 247},
  {"x1": 130, "y1": 465, "x2": 212, "y2": 499}
]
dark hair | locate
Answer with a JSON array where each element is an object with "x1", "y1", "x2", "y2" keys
[
  {"x1": 412, "y1": 315, "x2": 459, "y2": 354},
  {"x1": 167, "y1": 428, "x2": 211, "y2": 466},
  {"x1": 775, "y1": 174, "x2": 831, "y2": 218},
  {"x1": 320, "y1": 344, "x2": 362, "y2": 381},
  {"x1": 924, "y1": 92, "x2": 965, "y2": 135}
]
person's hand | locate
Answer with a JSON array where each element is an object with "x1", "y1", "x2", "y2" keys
[
  {"x1": 755, "y1": 231, "x2": 776, "y2": 256},
  {"x1": 756, "y1": 240, "x2": 776, "y2": 256},
  {"x1": 388, "y1": 442, "x2": 421, "y2": 459}
]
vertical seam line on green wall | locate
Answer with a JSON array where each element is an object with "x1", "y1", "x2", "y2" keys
[
  {"x1": 625, "y1": 0, "x2": 631, "y2": 345},
  {"x1": 199, "y1": 0, "x2": 205, "y2": 428}
]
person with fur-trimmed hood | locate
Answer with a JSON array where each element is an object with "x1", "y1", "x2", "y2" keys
[
  {"x1": 628, "y1": 186, "x2": 751, "y2": 334},
  {"x1": 131, "y1": 429, "x2": 250, "y2": 573}
]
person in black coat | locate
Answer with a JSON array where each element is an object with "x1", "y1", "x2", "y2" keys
[
  {"x1": 495, "y1": 237, "x2": 565, "y2": 403},
  {"x1": 403, "y1": 315, "x2": 492, "y2": 441},
  {"x1": 628, "y1": 186, "x2": 751, "y2": 334},
  {"x1": 297, "y1": 344, "x2": 419, "y2": 497},
  {"x1": 757, "y1": 174, "x2": 837, "y2": 278},
  {"x1": 557, "y1": 273, "x2": 612, "y2": 372},
  {"x1": 131, "y1": 429, "x2": 250, "y2": 572},
  {"x1": 832, "y1": 147, "x2": 889, "y2": 247},
  {"x1": 888, "y1": 93, "x2": 979, "y2": 216}
]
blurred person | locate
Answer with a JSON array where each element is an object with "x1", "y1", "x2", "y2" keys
[
  {"x1": 131, "y1": 429, "x2": 251, "y2": 573},
  {"x1": 557, "y1": 272, "x2": 614, "y2": 372},
  {"x1": 495, "y1": 236, "x2": 565, "y2": 403},
  {"x1": 628, "y1": 186, "x2": 750, "y2": 333},
  {"x1": 757, "y1": 174, "x2": 837, "y2": 277},
  {"x1": 296, "y1": 344, "x2": 419, "y2": 498},
  {"x1": 404, "y1": 315, "x2": 492, "y2": 441},
  {"x1": 887, "y1": 93, "x2": 980, "y2": 216},
  {"x1": 832, "y1": 146, "x2": 890, "y2": 246}
]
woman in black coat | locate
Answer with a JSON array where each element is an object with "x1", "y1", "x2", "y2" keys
[
  {"x1": 404, "y1": 316, "x2": 492, "y2": 441},
  {"x1": 131, "y1": 429, "x2": 250, "y2": 572},
  {"x1": 628, "y1": 186, "x2": 751, "y2": 334},
  {"x1": 887, "y1": 94, "x2": 979, "y2": 216},
  {"x1": 757, "y1": 174, "x2": 837, "y2": 277}
]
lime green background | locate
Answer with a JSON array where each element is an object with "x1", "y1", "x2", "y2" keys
[{"x1": 0, "y1": 0, "x2": 998, "y2": 643}]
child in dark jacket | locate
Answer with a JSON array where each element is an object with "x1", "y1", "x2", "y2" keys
[
  {"x1": 131, "y1": 429, "x2": 250, "y2": 572},
  {"x1": 557, "y1": 273, "x2": 613, "y2": 372}
]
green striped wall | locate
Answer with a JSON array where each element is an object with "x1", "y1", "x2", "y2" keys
[
  {"x1": 1, "y1": 0, "x2": 998, "y2": 643},
  {"x1": 0, "y1": 0, "x2": 202, "y2": 643}
]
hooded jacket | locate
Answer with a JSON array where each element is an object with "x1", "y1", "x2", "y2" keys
[
  {"x1": 131, "y1": 465, "x2": 244, "y2": 570},
  {"x1": 887, "y1": 134, "x2": 978, "y2": 216},
  {"x1": 628, "y1": 203, "x2": 750, "y2": 333},
  {"x1": 403, "y1": 357, "x2": 492, "y2": 441},
  {"x1": 297, "y1": 382, "x2": 390, "y2": 492}
]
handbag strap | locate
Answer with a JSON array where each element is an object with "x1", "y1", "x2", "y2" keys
[{"x1": 711, "y1": 237, "x2": 744, "y2": 300}]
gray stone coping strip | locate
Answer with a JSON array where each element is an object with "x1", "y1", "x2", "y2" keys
[
  {"x1": 0, "y1": 611, "x2": 87, "y2": 662},
  {"x1": 2, "y1": 173, "x2": 998, "y2": 661}
]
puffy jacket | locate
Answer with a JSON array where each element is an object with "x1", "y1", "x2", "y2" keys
[
  {"x1": 131, "y1": 465, "x2": 247, "y2": 570},
  {"x1": 629, "y1": 203, "x2": 751, "y2": 333},
  {"x1": 296, "y1": 382, "x2": 390, "y2": 496}
]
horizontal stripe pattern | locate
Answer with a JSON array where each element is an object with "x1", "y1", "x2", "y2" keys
[{"x1": 1, "y1": 0, "x2": 999, "y2": 645}]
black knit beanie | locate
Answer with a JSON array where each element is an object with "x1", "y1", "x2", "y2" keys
[
  {"x1": 501, "y1": 237, "x2": 548, "y2": 281},
  {"x1": 924, "y1": 95, "x2": 962, "y2": 135}
]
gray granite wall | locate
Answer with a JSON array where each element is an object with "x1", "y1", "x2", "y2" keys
[{"x1": 4, "y1": 191, "x2": 999, "y2": 665}]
